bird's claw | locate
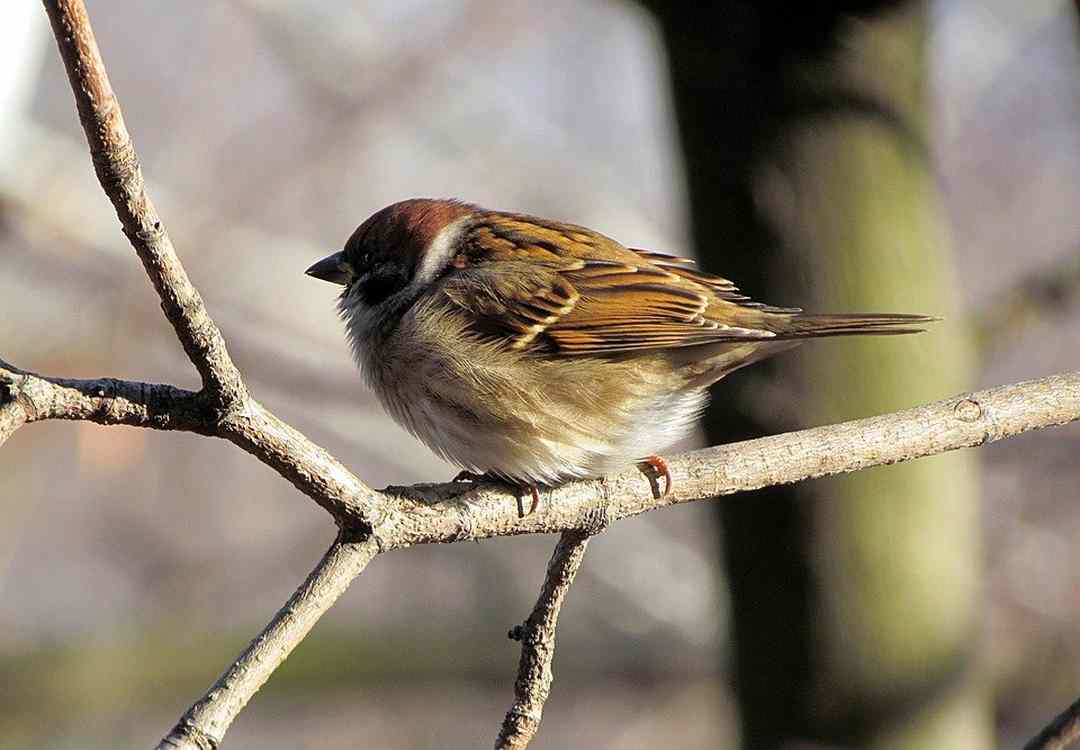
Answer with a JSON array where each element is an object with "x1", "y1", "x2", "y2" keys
[
  {"x1": 639, "y1": 455, "x2": 673, "y2": 498},
  {"x1": 452, "y1": 471, "x2": 540, "y2": 517},
  {"x1": 522, "y1": 484, "x2": 541, "y2": 516}
]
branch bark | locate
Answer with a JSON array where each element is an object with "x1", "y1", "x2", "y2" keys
[
  {"x1": 8, "y1": 1, "x2": 1080, "y2": 748},
  {"x1": 7, "y1": 359, "x2": 1080, "y2": 550},
  {"x1": 1022, "y1": 696, "x2": 1080, "y2": 750},
  {"x1": 495, "y1": 530, "x2": 594, "y2": 750},
  {"x1": 157, "y1": 536, "x2": 379, "y2": 750},
  {"x1": 41, "y1": 0, "x2": 243, "y2": 409}
]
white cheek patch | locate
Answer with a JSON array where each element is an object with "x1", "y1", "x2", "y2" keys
[{"x1": 414, "y1": 216, "x2": 470, "y2": 286}]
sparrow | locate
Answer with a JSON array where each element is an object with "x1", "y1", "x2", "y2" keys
[{"x1": 306, "y1": 198, "x2": 932, "y2": 502}]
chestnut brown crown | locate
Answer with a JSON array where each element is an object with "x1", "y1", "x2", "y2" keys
[{"x1": 304, "y1": 198, "x2": 474, "y2": 306}]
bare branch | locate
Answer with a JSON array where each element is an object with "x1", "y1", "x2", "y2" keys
[
  {"x1": 6, "y1": 359, "x2": 1080, "y2": 547},
  {"x1": 41, "y1": 0, "x2": 243, "y2": 409},
  {"x1": 12, "y1": 2, "x2": 1080, "y2": 748},
  {"x1": 217, "y1": 399, "x2": 386, "y2": 526},
  {"x1": 495, "y1": 530, "x2": 593, "y2": 750},
  {"x1": 0, "y1": 361, "x2": 382, "y2": 525},
  {"x1": 0, "y1": 401, "x2": 27, "y2": 445},
  {"x1": 372, "y1": 371, "x2": 1080, "y2": 549},
  {"x1": 6, "y1": 353, "x2": 1080, "y2": 747},
  {"x1": 0, "y1": 359, "x2": 208, "y2": 439},
  {"x1": 157, "y1": 535, "x2": 380, "y2": 750},
  {"x1": 1022, "y1": 696, "x2": 1080, "y2": 750},
  {"x1": 36, "y1": 0, "x2": 390, "y2": 533}
]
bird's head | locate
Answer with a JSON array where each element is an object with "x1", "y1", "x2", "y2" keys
[{"x1": 305, "y1": 198, "x2": 476, "y2": 309}]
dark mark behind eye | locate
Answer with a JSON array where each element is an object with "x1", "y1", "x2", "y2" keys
[{"x1": 357, "y1": 265, "x2": 410, "y2": 306}]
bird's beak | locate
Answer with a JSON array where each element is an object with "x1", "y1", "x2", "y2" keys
[{"x1": 305, "y1": 251, "x2": 351, "y2": 286}]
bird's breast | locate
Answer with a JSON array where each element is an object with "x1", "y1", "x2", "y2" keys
[{"x1": 361, "y1": 326, "x2": 707, "y2": 483}]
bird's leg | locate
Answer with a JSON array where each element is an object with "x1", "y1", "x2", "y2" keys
[
  {"x1": 524, "y1": 484, "x2": 541, "y2": 516},
  {"x1": 638, "y1": 455, "x2": 673, "y2": 497},
  {"x1": 452, "y1": 471, "x2": 541, "y2": 516},
  {"x1": 508, "y1": 483, "x2": 541, "y2": 517},
  {"x1": 512, "y1": 484, "x2": 542, "y2": 517}
]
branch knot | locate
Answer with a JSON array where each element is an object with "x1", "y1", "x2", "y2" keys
[
  {"x1": 579, "y1": 503, "x2": 610, "y2": 536},
  {"x1": 159, "y1": 720, "x2": 219, "y2": 750},
  {"x1": 198, "y1": 387, "x2": 249, "y2": 430},
  {"x1": 1, "y1": 371, "x2": 22, "y2": 406}
]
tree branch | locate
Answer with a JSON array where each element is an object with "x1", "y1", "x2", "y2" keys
[
  {"x1": 0, "y1": 400, "x2": 27, "y2": 445},
  {"x1": 8, "y1": 357, "x2": 1080, "y2": 549},
  {"x1": 1023, "y1": 696, "x2": 1080, "y2": 750},
  {"x1": 495, "y1": 530, "x2": 593, "y2": 750},
  {"x1": 157, "y1": 535, "x2": 380, "y2": 750},
  {"x1": 38, "y1": 0, "x2": 391, "y2": 534},
  {"x1": 6, "y1": 348, "x2": 1080, "y2": 748},
  {"x1": 370, "y1": 371, "x2": 1080, "y2": 549},
  {"x1": 41, "y1": 0, "x2": 243, "y2": 410},
  {"x1": 0, "y1": 359, "x2": 383, "y2": 526},
  {"x1": 0, "y1": 359, "x2": 208, "y2": 437},
  {"x1": 13, "y1": 1, "x2": 1080, "y2": 748}
]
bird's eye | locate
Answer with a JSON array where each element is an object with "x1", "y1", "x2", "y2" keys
[{"x1": 359, "y1": 251, "x2": 373, "y2": 268}]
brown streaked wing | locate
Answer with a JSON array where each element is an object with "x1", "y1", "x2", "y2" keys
[
  {"x1": 628, "y1": 248, "x2": 801, "y2": 314},
  {"x1": 442, "y1": 214, "x2": 780, "y2": 355}
]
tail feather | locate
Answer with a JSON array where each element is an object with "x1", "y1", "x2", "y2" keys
[
  {"x1": 675, "y1": 312, "x2": 937, "y2": 389},
  {"x1": 770, "y1": 312, "x2": 938, "y2": 339}
]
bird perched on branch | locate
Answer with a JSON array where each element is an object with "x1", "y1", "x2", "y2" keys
[{"x1": 307, "y1": 198, "x2": 932, "y2": 507}]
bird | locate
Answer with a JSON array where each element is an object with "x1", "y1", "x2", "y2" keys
[{"x1": 306, "y1": 198, "x2": 933, "y2": 507}]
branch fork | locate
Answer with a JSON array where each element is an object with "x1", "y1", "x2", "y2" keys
[{"x1": 3, "y1": 1, "x2": 1076, "y2": 748}]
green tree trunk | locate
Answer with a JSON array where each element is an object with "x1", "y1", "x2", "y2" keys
[{"x1": 646, "y1": 2, "x2": 990, "y2": 747}]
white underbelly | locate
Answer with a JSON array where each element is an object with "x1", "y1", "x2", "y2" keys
[{"x1": 381, "y1": 377, "x2": 706, "y2": 485}]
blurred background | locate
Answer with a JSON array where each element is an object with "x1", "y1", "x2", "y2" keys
[{"x1": 1, "y1": 1, "x2": 1079, "y2": 748}]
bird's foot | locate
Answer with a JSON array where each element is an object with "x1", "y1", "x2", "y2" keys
[
  {"x1": 638, "y1": 454, "x2": 673, "y2": 498},
  {"x1": 518, "y1": 484, "x2": 541, "y2": 517},
  {"x1": 452, "y1": 470, "x2": 540, "y2": 516}
]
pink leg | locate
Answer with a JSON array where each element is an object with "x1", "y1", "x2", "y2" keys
[{"x1": 639, "y1": 455, "x2": 673, "y2": 497}]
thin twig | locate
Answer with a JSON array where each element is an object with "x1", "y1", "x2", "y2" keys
[
  {"x1": 157, "y1": 535, "x2": 379, "y2": 750},
  {"x1": 0, "y1": 360, "x2": 381, "y2": 525},
  {"x1": 0, "y1": 360, "x2": 208, "y2": 434},
  {"x1": 13, "y1": 2, "x2": 1080, "y2": 748},
  {"x1": 9, "y1": 351, "x2": 1080, "y2": 750},
  {"x1": 495, "y1": 530, "x2": 593, "y2": 750},
  {"x1": 1022, "y1": 696, "x2": 1080, "y2": 750},
  {"x1": 30, "y1": 3, "x2": 388, "y2": 744},
  {"x1": 37, "y1": 0, "x2": 389, "y2": 529},
  {"x1": 41, "y1": 0, "x2": 244, "y2": 409}
]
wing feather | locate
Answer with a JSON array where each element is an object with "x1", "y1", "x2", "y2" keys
[
  {"x1": 434, "y1": 215, "x2": 779, "y2": 355},
  {"x1": 438, "y1": 213, "x2": 927, "y2": 356}
]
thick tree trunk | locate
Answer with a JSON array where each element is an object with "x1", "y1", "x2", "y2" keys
[{"x1": 647, "y1": 2, "x2": 990, "y2": 747}]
